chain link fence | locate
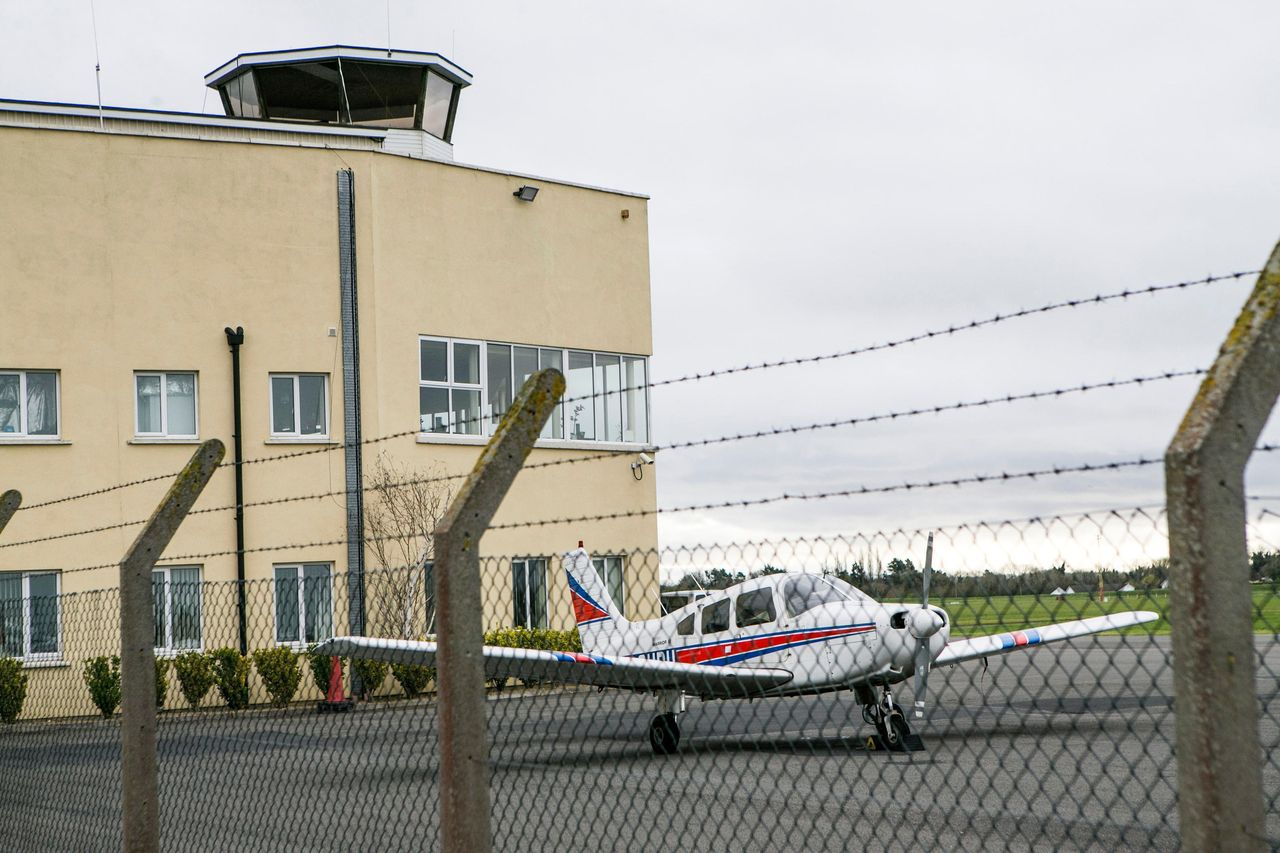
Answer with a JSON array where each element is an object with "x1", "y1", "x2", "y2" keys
[{"x1": 2, "y1": 507, "x2": 1278, "y2": 850}]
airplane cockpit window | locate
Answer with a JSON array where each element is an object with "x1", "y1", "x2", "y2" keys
[
  {"x1": 735, "y1": 588, "x2": 776, "y2": 628},
  {"x1": 823, "y1": 576, "x2": 873, "y2": 602},
  {"x1": 701, "y1": 599, "x2": 730, "y2": 634},
  {"x1": 783, "y1": 575, "x2": 851, "y2": 618},
  {"x1": 676, "y1": 613, "x2": 695, "y2": 636}
]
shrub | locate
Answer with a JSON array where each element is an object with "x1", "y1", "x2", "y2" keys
[
  {"x1": 483, "y1": 628, "x2": 582, "y2": 687},
  {"x1": 306, "y1": 647, "x2": 343, "y2": 696},
  {"x1": 83, "y1": 656, "x2": 121, "y2": 718},
  {"x1": 351, "y1": 657, "x2": 389, "y2": 700},
  {"x1": 173, "y1": 651, "x2": 215, "y2": 709},
  {"x1": 155, "y1": 658, "x2": 169, "y2": 709},
  {"x1": 0, "y1": 657, "x2": 28, "y2": 723},
  {"x1": 391, "y1": 663, "x2": 434, "y2": 697},
  {"x1": 252, "y1": 647, "x2": 301, "y2": 707},
  {"x1": 209, "y1": 647, "x2": 250, "y2": 710}
]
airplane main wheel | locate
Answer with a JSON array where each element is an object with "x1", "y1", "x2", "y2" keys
[{"x1": 649, "y1": 713, "x2": 680, "y2": 755}]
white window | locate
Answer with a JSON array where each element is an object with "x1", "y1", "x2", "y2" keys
[
  {"x1": 0, "y1": 571, "x2": 61, "y2": 661},
  {"x1": 269, "y1": 374, "x2": 329, "y2": 438},
  {"x1": 274, "y1": 563, "x2": 333, "y2": 645},
  {"x1": 0, "y1": 370, "x2": 60, "y2": 438},
  {"x1": 512, "y1": 558, "x2": 548, "y2": 629},
  {"x1": 419, "y1": 336, "x2": 649, "y2": 444},
  {"x1": 135, "y1": 372, "x2": 198, "y2": 438},
  {"x1": 152, "y1": 566, "x2": 202, "y2": 652},
  {"x1": 419, "y1": 337, "x2": 483, "y2": 435},
  {"x1": 592, "y1": 555, "x2": 626, "y2": 616}
]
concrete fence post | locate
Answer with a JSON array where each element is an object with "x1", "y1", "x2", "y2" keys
[
  {"x1": 0, "y1": 490, "x2": 21, "y2": 537},
  {"x1": 1166, "y1": 240, "x2": 1280, "y2": 851},
  {"x1": 434, "y1": 368, "x2": 565, "y2": 853},
  {"x1": 120, "y1": 439, "x2": 225, "y2": 853}
]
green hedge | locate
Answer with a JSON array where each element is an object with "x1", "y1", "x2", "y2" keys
[
  {"x1": 252, "y1": 647, "x2": 302, "y2": 707},
  {"x1": 209, "y1": 648, "x2": 250, "y2": 710},
  {"x1": 0, "y1": 658, "x2": 27, "y2": 723},
  {"x1": 483, "y1": 627, "x2": 583, "y2": 687},
  {"x1": 83, "y1": 656, "x2": 121, "y2": 718},
  {"x1": 173, "y1": 651, "x2": 215, "y2": 709}
]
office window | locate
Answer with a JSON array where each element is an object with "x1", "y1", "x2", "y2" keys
[
  {"x1": 270, "y1": 374, "x2": 329, "y2": 438},
  {"x1": 135, "y1": 372, "x2": 197, "y2": 437},
  {"x1": 152, "y1": 566, "x2": 202, "y2": 651},
  {"x1": 419, "y1": 337, "x2": 482, "y2": 435},
  {"x1": 512, "y1": 558, "x2": 548, "y2": 629},
  {"x1": 0, "y1": 571, "x2": 61, "y2": 660},
  {"x1": 0, "y1": 370, "x2": 59, "y2": 438},
  {"x1": 274, "y1": 563, "x2": 333, "y2": 645},
  {"x1": 592, "y1": 555, "x2": 626, "y2": 615},
  {"x1": 419, "y1": 336, "x2": 648, "y2": 443}
]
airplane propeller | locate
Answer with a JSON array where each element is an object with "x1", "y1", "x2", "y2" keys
[{"x1": 908, "y1": 532, "x2": 943, "y2": 720}]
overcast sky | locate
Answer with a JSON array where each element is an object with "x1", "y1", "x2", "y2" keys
[{"x1": 3, "y1": 1, "x2": 1278, "y2": 565}]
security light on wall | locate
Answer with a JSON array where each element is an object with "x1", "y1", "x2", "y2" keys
[{"x1": 513, "y1": 185, "x2": 540, "y2": 202}]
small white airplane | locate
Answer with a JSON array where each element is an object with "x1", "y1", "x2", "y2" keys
[{"x1": 317, "y1": 539, "x2": 1158, "y2": 754}]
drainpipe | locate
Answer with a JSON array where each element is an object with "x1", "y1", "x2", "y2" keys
[{"x1": 224, "y1": 325, "x2": 248, "y2": 655}]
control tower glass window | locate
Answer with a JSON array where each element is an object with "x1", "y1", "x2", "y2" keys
[
  {"x1": 254, "y1": 61, "x2": 345, "y2": 123},
  {"x1": 422, "y1": 70, "x2": 455, "y2": 139},
  {"x1": 341, "y1": 60, "x2": 423, "y2": 129}
]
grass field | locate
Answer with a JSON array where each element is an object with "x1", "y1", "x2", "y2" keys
[{"x1": 909, "y1": 586, "x2": 1280, "y2": 636}]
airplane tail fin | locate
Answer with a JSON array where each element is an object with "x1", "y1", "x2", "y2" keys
[{"x1": 562, "y1": 546, "x2": 630, "y2": 655}]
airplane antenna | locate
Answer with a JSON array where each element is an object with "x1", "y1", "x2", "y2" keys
[{"x1": 89, "y1": 0, "x2": 104, "y2": 129}]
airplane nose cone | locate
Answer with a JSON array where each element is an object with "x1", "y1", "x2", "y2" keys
[{"x1": 908, "y1": 607, "x2": 945, "y2": 639}]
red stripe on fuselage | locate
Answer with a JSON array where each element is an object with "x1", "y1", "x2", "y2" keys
[{"x1": 672, "y1": 625, "x2": 872, "y2": 665}]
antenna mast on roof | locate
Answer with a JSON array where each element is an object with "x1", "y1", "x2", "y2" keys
[
  {"x1": 386, "y1": 0, "x2": 392, "y2": 57},
  {"x1": 89, "y1": 0, "x2": 104, "y2": 129}
]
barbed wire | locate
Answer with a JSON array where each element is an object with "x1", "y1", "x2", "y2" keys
[
  {"x1": 0, "y1": 368, "x2": 1210, "y2": 549},
  {"x1": 488, "y1": 444, "x2": 1280, "y2": 532},
  {"x1": 11, "y1": 270, "x2": 1250, "y2": 514},
  {"x1": 49, "y1": 493, "x2": 1280, "y2": 580}
]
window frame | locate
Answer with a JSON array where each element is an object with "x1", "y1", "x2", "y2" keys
[
  {"x1": 418, "y1": 336, "x2": 650, "y2": 446},
  {"x1": 511, "y1": 556, "x2": 549, "y2": 630},
  {"x1": 0, "y1": 370, "x2": 61, "y2": 440},
  {"x1": 272, "y1": 562, "x2": 334, "y2": 648},
  {"x1": 151, "y1": 565, "x2": 203, "y2": 654},
  {"x1": 0, "y1": 570, "x2": 62, "y2": 662},
  {"x1": 134, "y1": 371, "x2": 199, "y2": 439},
  {"x1": 592, "y1": 555, "x2": 627, "y2": 616},
  {"x1": 268, "y1": 373, "x2": 330, "y2": 440}
]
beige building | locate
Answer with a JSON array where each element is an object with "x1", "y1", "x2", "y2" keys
[{"x1": 0, "y1": 46, "x2": 659, "y2": 717}]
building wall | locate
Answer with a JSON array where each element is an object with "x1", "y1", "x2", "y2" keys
[{"x1": 0, "y1": 125, "x2": 658, "y2": 718}]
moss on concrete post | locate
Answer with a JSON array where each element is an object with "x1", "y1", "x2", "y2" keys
[
  {"x1": 120, "y1": 439, "x2": 225, "y2": 853},
  {"x1": 0, "y1": 490, "x2": 20, "y2": 538},
  {"x1": 1166, "y1": 240, "x2": 1280, "y2": 852},
  {"x1": 434, "y1": 368, "x2": 565, "y2": 853}
]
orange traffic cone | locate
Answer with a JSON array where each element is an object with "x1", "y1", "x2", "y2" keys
[{"x1": 317, "y1": 655, "x2": 354, "y2": 713}]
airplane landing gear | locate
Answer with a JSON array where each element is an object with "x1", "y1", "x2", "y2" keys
[
  {"x1": 860, "y1": 686, "x2": 911, "y2": 752},
  {"x1": 649, "y1": 690, "x2": 684, "y2": 756},
  {"x1": 649, "y1": 713, "x2": 680, "y2": 755}
]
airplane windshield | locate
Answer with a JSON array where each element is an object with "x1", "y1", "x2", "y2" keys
[{"x1": 783, "y1": 575, "x2": 858, "y2": 618}]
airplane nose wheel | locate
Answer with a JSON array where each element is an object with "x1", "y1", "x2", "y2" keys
[
  {"x1": 649, "y1": 713, "x2": 680, "y2": 755},
  {"x1": 862, "y1": 688, "x2": 910, "y2": 752}
]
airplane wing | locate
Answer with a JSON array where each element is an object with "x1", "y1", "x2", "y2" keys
[
  {"x1": 933, "y1": 610, "x2": 1160, "y2": 668},
  {"x1": 314, "y1": 636, "x2": 795, "y2": 699}
]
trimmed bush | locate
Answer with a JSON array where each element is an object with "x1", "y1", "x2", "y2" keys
[
  {"x1": 83, "y1": 656, "x2": 121, "y2": 718},
  {"x1": 351, "y1": 657, "x2": 389, "y2": 700},
  {"x1": 155, "y1": 658, "x2": 169, "y2": 709},
  {"x1": 391, "y1": 663, "x2": 434, "y2": 697},
  {"x1": 209, "y1": 647, "x2": 250, "y2": 710},
  {"x1": 252, "y1": 647, "x2": 301, "y2": 707},
  {"x1": 306, "y1": 647, "x2": 342, "y2": 696},
  {"x1": 0, "y1": 657, "x2": 28, "y2": 723},
  {"x1": 483, "y1": 628, "x2": 582, "y2": 687},
  {"x1": 173, "y1": 651, "x2": 215, "y2": 709}
]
